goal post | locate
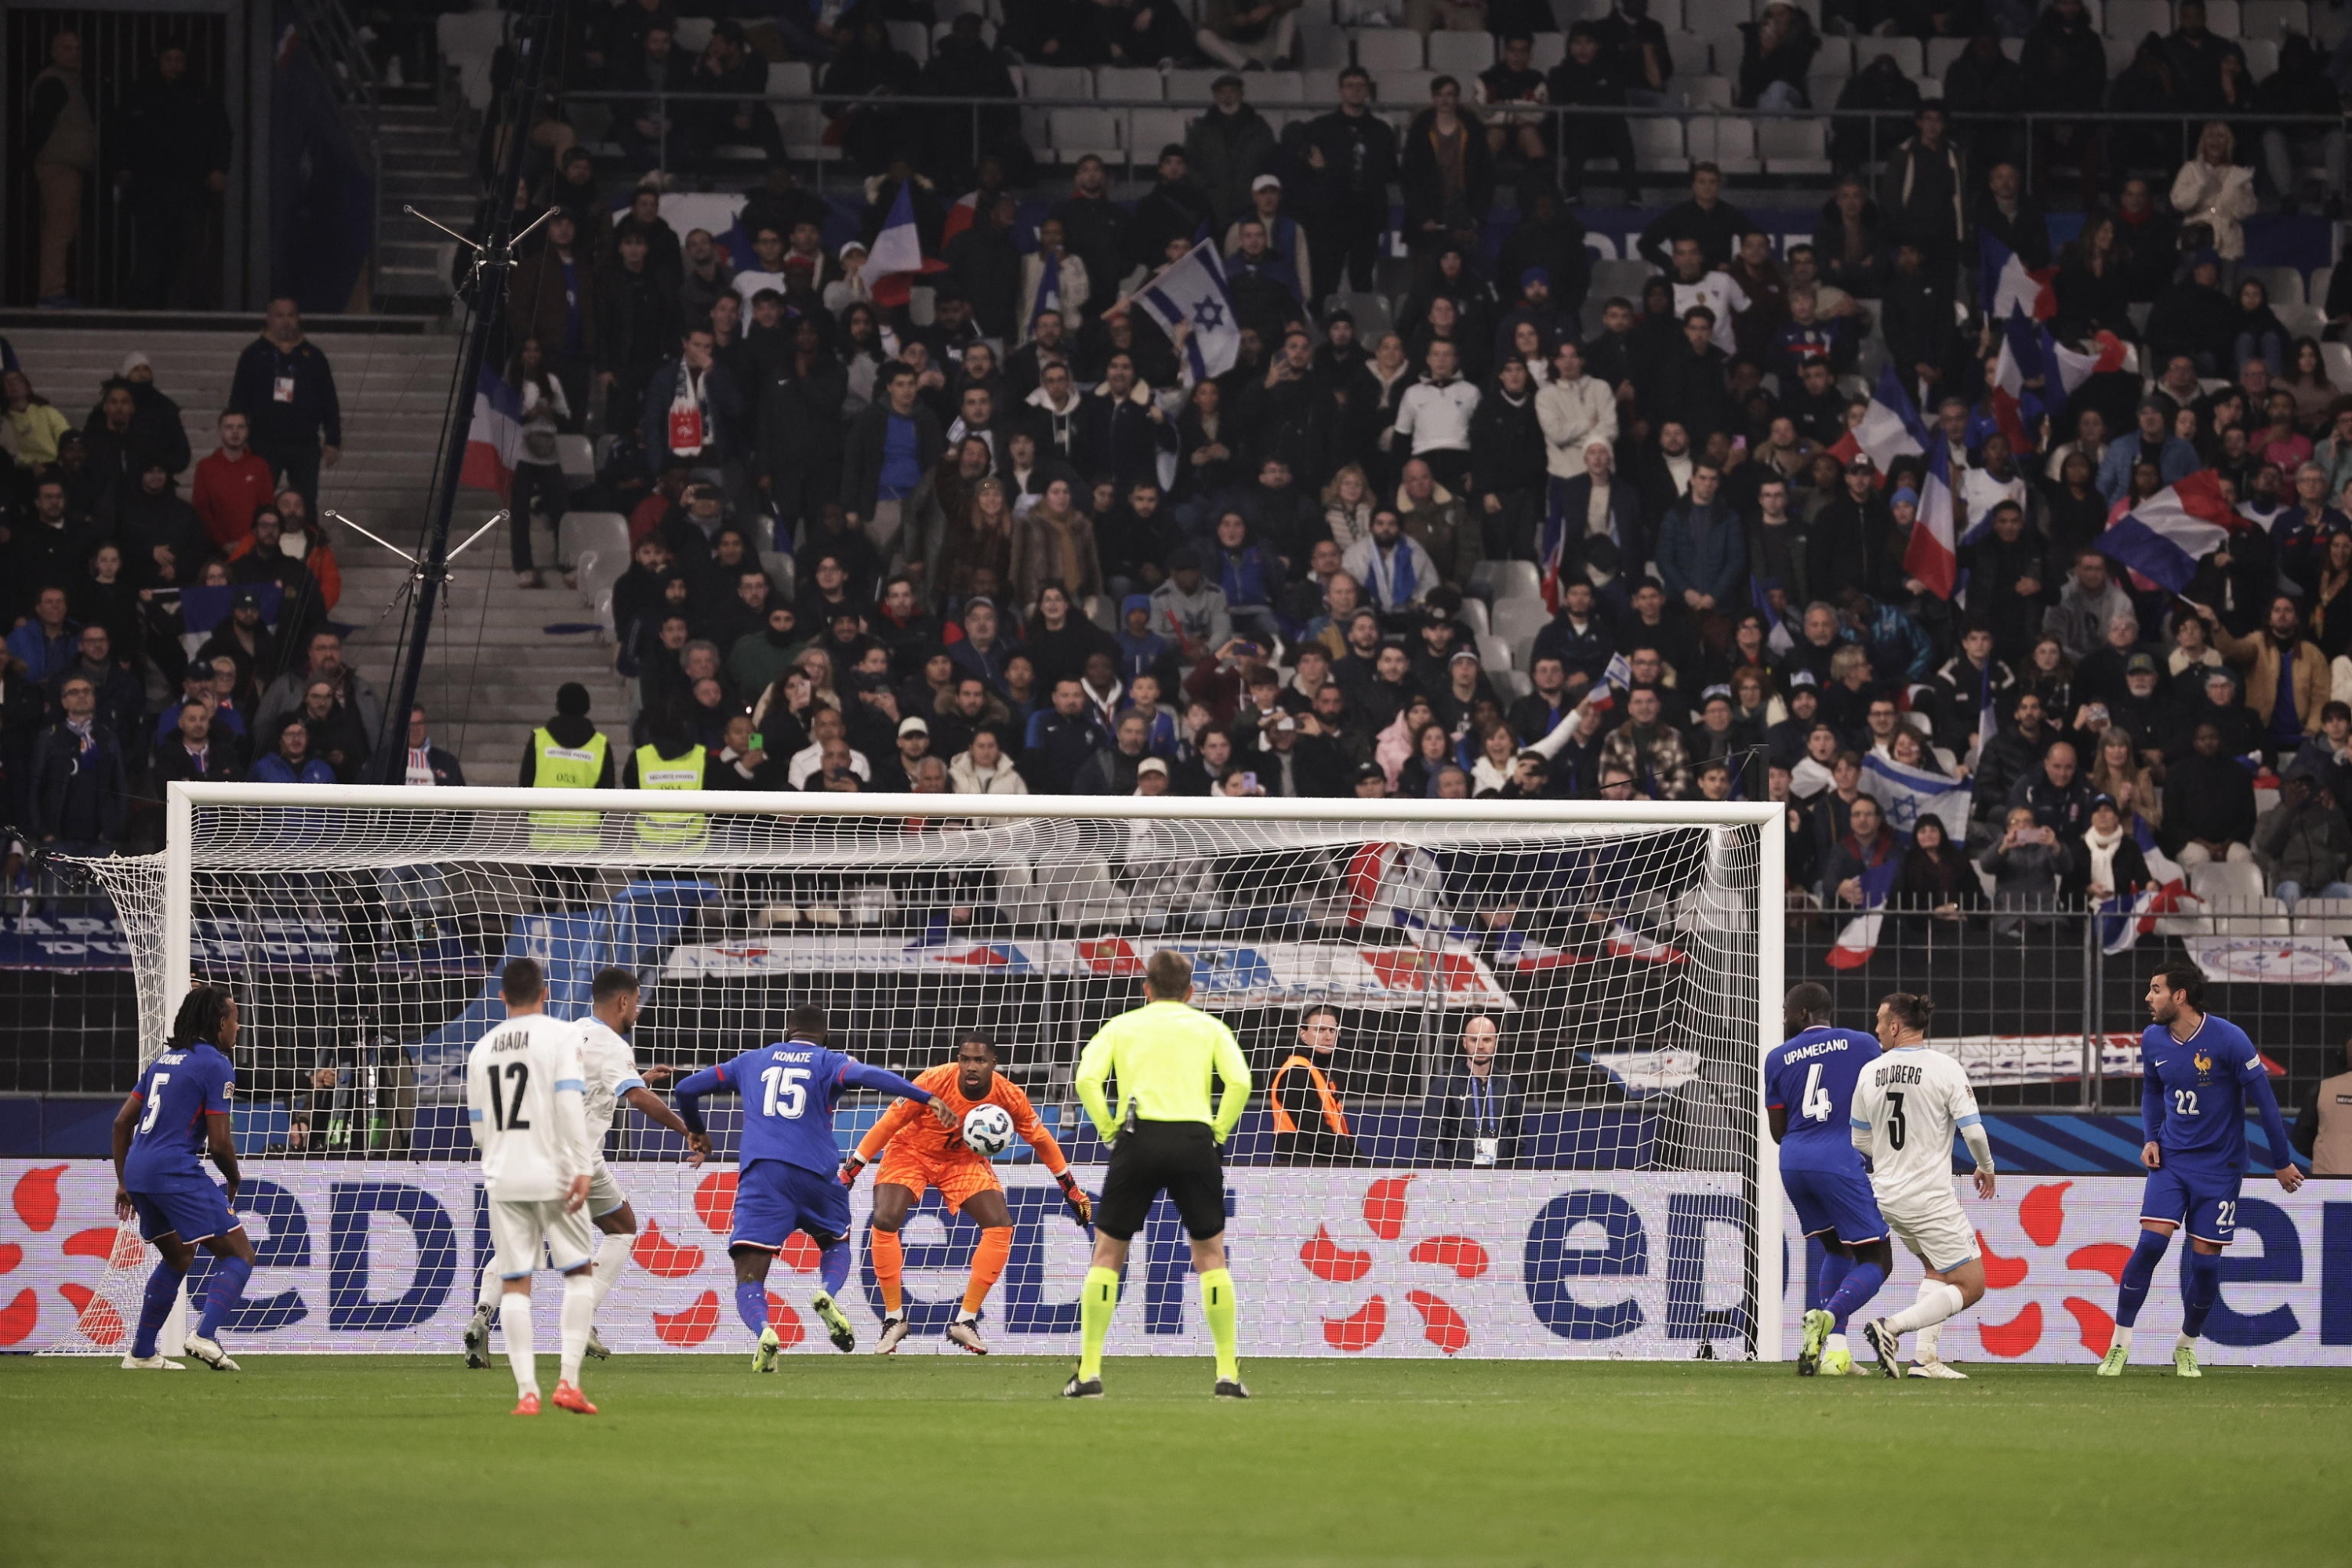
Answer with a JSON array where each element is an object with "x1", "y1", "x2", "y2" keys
[{"x1": 49, "y1": 782, "x2": 1782, "y2": 1360}]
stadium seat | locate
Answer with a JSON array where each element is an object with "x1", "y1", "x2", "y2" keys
[
  {"x1": 2242, "y1": 37, "x2": 2279, "y2": 75},
  {"x1": 555, "y1": 434, "x2": 595, "y2": 491},
  {"x1": 1491, "y1": 667, "x2": 1533, "y2": 701},
  {"x1": 1020, "y1": 63, "x2": 1092, "y2": 99},
  {"x1": 1254, "y1": 72, "x2": 1308, "y2": 102},
  {"x1": 2293, "y1": 898, "x2": 2352, "y2": 938},
  {"x1": 1383, "y1": 68, "x2": 1438, "y2": 105},
  {"x1": 1682, "y1": 74, "x2": 1735, "y2": 107},
  {"x1": 1682, "y1": 0, "x2": 1750, "y2": 34},
  {"x1": 1457, "y1": 598, "x2": 1490, "y2": 637},
  {"x1": 1806, "y1": 72, "x2": 1847, "y2": 110},
  {"x1": 1164, "y1": 67, "x2": 1224, "y2": 102},
  {"x1": 1593, "y1": 257, "x2": 1658, "y2": 299},
  {"x1": 1301, "y1": 67, "x2": 1348, "y2": 102},
  {"x1": 1095, "y1": 67, "x2": 1165, "y2": 103},
  {"x1": 2187, "y1": 860, "x2": 2266, "y2": 906},
  {"x1": 1629, "y1": 117, "x2": 1686, "y2": 166},
  {"x1": 1352, "y1": 27, "x2": 1425, "y2": 71},
  {"x1": 1298, "y1": 18, "x2": 1352, "y2": 68},
  {"x1": 2243, "y1": 0, "x2": 2310, "y2": 35},
  {"x1": 1699, "y1": 31, "x2": 1746, "y2": 74},
  {"x1": 1427, "y1": 31, "x2": 1494, "y2": 71},
  {"x1": 1686, "y1": 114, "x2": 1759, "y2": 172},
  {"x1": 886, "y1": 18, "x2": 930, "y2": 59},
  {"x1": 1131, "y1": 108, "x2": 1191, "y2": 157},
  {"x1": 1530, "y1": 32, "x2": 1567, "y2": 67},
  {"x1": 1472, "y1": 560, "x2": 1544, "y2": 602},
  {"x1": 1856, "y1": 37, "x2": 1922, "y2": 74},
  {"x1": 931, "y1": 16, "x2": 996, "y2": 47},
  {"x1": 1341, "y1": 289, "x2": 1394, "y2": 335},
  {"x1": 1492, "y1": 597, "x2": 1553, "y2": 644},
  {"x1": 1758, "y1": 116, "x2": 1829, "y2": 173},
  {"x1": 1476, "y1": 633, "x2": 1515, "y2": 672},
  {"x1": 1926, "y1": 36, "x2": 1968, "y2": 74},
  {"x1": 2105, "y1": 0, "x2": 2169, "y2": 37},
  {"x1": 2245, "y1": 264, "x2": 2303, "y2": 307},
  {"x1": 2312, "y1": 265, "x2": 2334, "y2": 311},
  {"x1": 1811, "y1": 35, "x2": 1853, "y2": 71},
  {"x1": 2325, "y1": 342, "x2": 2352, "y2": 389},
  {"x1": 670, "y1": 15, "x2": 714, "y2": 50},
  {"x1": 558, "y1": 511, "x2": 630, "y2": 572},
  {"x1": 2204, "y1": 0, "x2": 2241, "y2": 31},
  {"x1": 1050, "y1": 108, "x2": 1122, "y2": 162}
]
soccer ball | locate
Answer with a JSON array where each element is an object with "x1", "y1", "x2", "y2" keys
[{"x1": 961, "y1": 1103, "x2": 1014, "y2": 1158}]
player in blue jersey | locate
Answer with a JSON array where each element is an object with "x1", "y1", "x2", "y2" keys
[
  {"x1": 670, "y1": 1004, "x2": 951, "y2": 1370},
  {"x1": 108, "y1": 984, "x2": 257, "y2": 1372},
  {"x1": 1765, "y1": 983, "x2": 1893, "y2": 1378},
  {"x1": 2097, "y1": 963, "x2": 2303, "y2": 1377}
]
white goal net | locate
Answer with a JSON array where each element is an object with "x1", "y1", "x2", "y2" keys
[{"x1": 45, "y1": 786, "x2": 1780, "y2": 1360}]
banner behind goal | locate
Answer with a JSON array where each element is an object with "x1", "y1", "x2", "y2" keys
[{"x1": 49, "y1": 786, "x2": 1781, "y2": 1359}]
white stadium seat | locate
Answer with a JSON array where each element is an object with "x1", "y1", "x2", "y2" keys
[
  {"x1": 1094, "y1": 67, "x2": 1165, "y2": 103},
  {"x1": 1352, "y1": 28, "x2": 1426, "y2": 71},
  {"x1": 1630, "y1": 117, "x2": 1686, "y2": 165},
  {"x1": 1428, "y1": 31, "x2": 1495, "y2": 71},
  {"x1": 1049, "y1": 108, "x2": 1122, "y2": 162}
]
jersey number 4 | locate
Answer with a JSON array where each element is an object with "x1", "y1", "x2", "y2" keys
[
  {"x1": 486, "y1": 1062, "x2": 532, "y2": 1131},
  {"x1": 760, "y1": 1065, "x2": 811, "y2": 1120},
  {"x1": 1886, "y1": 1091, "x2": 1907, "y2": 1152},
  {"x1": 1800, "y1": 1063, "x2": 1835, "y2": 1123}
]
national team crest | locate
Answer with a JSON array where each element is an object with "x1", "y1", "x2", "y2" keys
[{"x1": 2193, "y1": 1051, "x2": 2212, "y2": 1073}]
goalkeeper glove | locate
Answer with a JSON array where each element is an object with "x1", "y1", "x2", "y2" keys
[
  {"x1": 838, "y1": 1153, "x2": 868, "y2": 1187},
  {"x1": 1055, "y1": 1167, "x2": 1092, "y2": 1227}
]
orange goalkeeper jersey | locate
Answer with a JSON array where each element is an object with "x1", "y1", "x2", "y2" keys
[{"x1": 856, "y1": 1063, "x2": 1069, "y2": 1173}]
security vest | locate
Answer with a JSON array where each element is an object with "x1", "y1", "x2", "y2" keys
[
  {"x1": 633, "y1": 743, "x2": 708, "y2": 848},
  {"x1": 528, "y1": 728, "x2": 608, "y2": 850},
  {"x1": 1269, "y1": 1054, "x2": 1350, "y2": 1137},
  {"x1": 2313, "y1": 1069, "x2": 2352, "y2": 1177}
]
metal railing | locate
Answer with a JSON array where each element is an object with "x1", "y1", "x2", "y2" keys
[{"x1": 550, "y1": 85, "x2": 2347, "y2": 201}]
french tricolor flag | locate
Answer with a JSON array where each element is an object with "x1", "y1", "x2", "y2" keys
[
  {"x1": 1824, "y1": 855, "x2": 1903, "y2": 970},
  {"x1": 939, "y1": 187, "x2": 981, "y2": 247},
  {"x1": 2040, "y1": 325, "x2": 2132, "y2": 412},
  {"x1": 1907, "y1": 433, "x2": 1960, "y2": 595},
  {"x1": 459, "y1": 367, "x2": 523, "y2": 499},
  {"x1": 1987, "y1": 310, "x2": 2045, "y2": 455},
  {"x1": 866, "y1": 180, "x2": 949, "y2": 310},
  {"x1": 1826, "y1": 365, "x2": 1929, "y2": 474},
  {"x1": 1981, "y1": 233, "x2": 2056, "y2": 323},
  {"x1": 2101, "y1": 470, "x2": 2254, "y2": 592}
]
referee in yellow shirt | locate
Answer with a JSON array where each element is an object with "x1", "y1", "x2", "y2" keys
[{"x1": 1065, "y1": 949, "x2": 1254, "y2": 1399}]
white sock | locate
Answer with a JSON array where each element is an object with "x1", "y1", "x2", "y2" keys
[
  {"x1": 1916, "y1": 1316, "x2": 1943, "y2": 1362},
  {"x1": 2174, "y1": 1330, "x2": 2196, "y2": 1354},
  {"x1": 1825, "y1": 1331, "x2": 1849, "y2": 1353},
  {"x1": 477, "y1": 1262, "x2": 501, "y2": 1313},
  {"x1": 559, "y1": 1272, "x2": 594, "y2": 1386},
  {"x1": 590, "y1": 1235, "x2": 630, "y2": 1316},
  {"x1": 2111, "y1": 1325, "x2": 2135, "y2": 1356},
  {"x1": 1882, "y1": 1281, "x2": 1965, "y2": 1337},
  {"x1": 499, "y1": 1291, "x2": 537, "y2": 1397}
]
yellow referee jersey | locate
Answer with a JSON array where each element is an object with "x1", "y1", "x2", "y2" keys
[{"x1": 1076, "y1": 999, "x2": 1253, "y2": 1145}]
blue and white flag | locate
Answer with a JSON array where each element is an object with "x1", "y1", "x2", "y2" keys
[
  {"x1": 1859, "y1": 751, "x2": 1971, "y2": 837},
  {"x1": 1136, "y1": 241, "x2": 1242, "y2": 383}
]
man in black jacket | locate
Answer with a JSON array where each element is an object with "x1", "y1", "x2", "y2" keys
[
  {"x1": 840, "y1": 365, "x2": 946, "y2": 554},
  {"x1": 1636, "y1": 163, "x2": 1751, "y2": 270},
  {"x1": 227, "y1": 299, "x2": 340, "y2": 517},
  {"x1": 28, "y1": 675, "x2": 126, "y2": 858},
  {"x1": 1303, "y1": 67, "x2": 1399, "y2": 297},
  {"x1": 946, "y1": 192, "x2": 1022, "y2": 343},
  {"x1": 118, "y1": 44, "x2": 231, "y2": 309},
  {"x1": 1547, "y1": 26, "x2": 1639, "y2": 205},
  {"x1": 1051, "y1": 156, "x2": 1131, "y2": 322},
  {"x1": 1418, "y1": 1015, "x2": 1526, "y2": 1167},
  {"x1": 1072, "y1": 355, "x2": 1173, "y2": 493},
  {"x1": 1128, "y1": 146, "x2": 1217, "y2": 274}
]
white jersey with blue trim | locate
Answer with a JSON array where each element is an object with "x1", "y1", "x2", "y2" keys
[
  {"x1": 1849, "y1": 1044, "x2": 1983, "y2": 1213},
  {"x1": 464, "y1": 1012, "x2": 590, "y2": 1202},
  {"x1": 576, "y1": 1016, "x2": 646, "y2": 1149}
]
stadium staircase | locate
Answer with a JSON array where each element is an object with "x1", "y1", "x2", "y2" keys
[{"x1": 5, "y1": 324, "x2": 633, "y2": 773}]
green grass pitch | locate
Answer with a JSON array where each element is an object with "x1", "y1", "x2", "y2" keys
[{"x1": 4, "y1": 1355, "x2": 2347, "y2": 1566}]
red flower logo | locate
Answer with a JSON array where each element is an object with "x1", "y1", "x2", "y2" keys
[
  {"x1": 1, "y1": 1165, "x2": 120, "y2": 1348},
  {"x1": 1302, "y1": 1176, "x2": 1490, "y2": 1354},
  {"x1": 642, "y1": 1170, "x2": 820, "y2": 1348},
  {"x1": 1969, "y1": 1180, "x2": 2131, "y2": 1358}
]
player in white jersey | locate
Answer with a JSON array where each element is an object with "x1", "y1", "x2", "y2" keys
[
  {"x1": 1846, "y1": 992, "x2": 1998, "y2": 1381},
  {"x1": 463, "y1": 966, "x2": 701, "y2": 1369},
  {"x1": 464, "y1": 958, "x2": 597, "y2": 1416}
]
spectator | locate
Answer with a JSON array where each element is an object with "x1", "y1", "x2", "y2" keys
[
  {"x1": 1820, "y1": 792, "x2": 1902, "y2": 911},
  {"x1": 2256, "y1": 35, "x2": 2345, "y2": 216},
  {"x1": 1637, "y1": 164, "x2": 1751, "y2": 273},
  {"x1": 1305, "y1": 68, "x2": 1400, "y2": 299},
  {"x1": 2254, "y1": 768, "x2": 2352, "y2": 904},
  {"x1": 2203, "y1": 593, "x2": 2328, "y2": 759},
  {"x1": 1979, "y1": 805, "x2": 2073, "y2": 940},
  {"x1": 28, "y1": 31, "x2": 93, "y2": 308},
  {"x1": 1417, "y1": 1014, "x2": 1523, "y2": 1168},
  {"x1": 28, "y1": 673, "x2": 124, "y2": 852},
  {"x1": 2042, "y1": 551, "x2": 2133, "y2": 662},
  {"x1": 1896, "y1": 811, "x2": 1982, "y2": 913},
  {"x1": 1196, "y1": 0, "x2": 1300, "y2": 71},
  {"x1": 1022, "y1": 677, "x2": 1110, "y2": 792},
  {"x1": 2170, "y1": 123, "x2": 2259, "y2": 263},
  {"x1": 1878, "y1": 103, "x2": 1964, "y2": 289},
  {"x1": 154, "y1": 699, "x2": 240, "y2": 786},
  {"x1": 1186, "y1": 75, "x2": 1278, "y2": 232},
  {"x1": 249, "y1": 712, "x2": 336, "y2": 786},
  {"x1": 256, "y1": 630, "x2": 384, "y2": 744},
  {"x1": 227, "y1": 299, "x2": 341, "y2": 515},
  {"x1": 1599, "y1": 684, "x2": 1690, "y2": 798},
  {"x1": 1831, "y1": 56, "x2": 1922, "y2": 180},
  {"x1": 2097, "y1": 397, "x2": 2202, "y2": 504},
  {"x1": 641, "y1": 323, "x2": 746, "y2": 485},
  {"x1": 401, "y1": 705, "x2": 466, "y2": 786},
  {"x1": 49, "y1": 622, "x2": 143, "y2": 771},
  {"x1": 1735, "y1": 1, "x2": 1819, "y2": 110},
  {"x1": 1400, "y1": 78, "x2": 1493, "y2": 267},
  {"x1": 118, "y1": 43, "x2": 232, "y2": 309},
  {"x1": 1656, "y1": 461, "x2": 1744, "y2": 629},
  {"x1": 1548, "y1": 26, "x2": 1639, "y2": 205},
  {"x1": 949, "y1": 727, "x2": 1027, "y2": 794},
  {"x1": 278, "y1": 676, "x2": 370, "y2": 782},
  {"x1": 2162, "y1": 720, "x2": 2258, "y2": 866},
  {"x1": 190, "y1": 409, "x2": 277, "y2": 550},
  {"x1": 2069, "y1": 793, "x2": 2154, "y2": 903},
  {"x1": 8, "y1": 586, "x2": 79, "y2": 684},
  {"x1": 2008, "y1": 739, "x2": 2095, "y2": 837},
  {"x1": 1591, "y1": 0, "x2": 1675, "y2": 107}
]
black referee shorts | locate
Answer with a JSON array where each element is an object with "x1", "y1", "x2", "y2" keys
[{"x1": 1094, "y1": 1120, "x2": 1227, "y2": 1243}]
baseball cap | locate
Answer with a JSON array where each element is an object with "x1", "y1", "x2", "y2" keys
[
  {"x1": 1138, "y1": 757, "x2": 1170, "y2": 776},
  {"x1": 2125, "y1": 652, "x2": 2158, "y2": 676},
  {"x1": 1353, "y1": 761, "x2": 1385, "y2": 783},
  {"x1": 231, "y1": 586, "x2": 261, "y2": 610},
  {"x1": 1211, "y1": 72, "x2": 1245, "y2": 90},
  {"x1": 1788, "y1": 670, "x2": 1818, "y2": 689},
  {"x1": 898, "y1": 717, "x2": 929, "y2": 736},
  {"x1": 1273, "y1": 714, "x2": 1298, "y2": 731},
  {"x1": 1520, "y1": 267, "x2": 1551, "y2": 289},
  {"x1": 1450, "y1": 648, "x2": 1481, "y2": 665},
  {"x1": 1121, "y1": 593, "x2": 1151, "y2": 616},
  {"x1": 1252, "y1": 173, "x2": 1282, "y2": 192}
]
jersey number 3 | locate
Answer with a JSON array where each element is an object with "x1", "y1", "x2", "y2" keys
[
  {"x1": 1886, "y1": 1091, "x2": 1907, "y2": 1152},
  {"x1": 1800, "y1": 1063, "x2": 1835, "y2": 1123},
  {"x1": 760, "y1": 1065, "x2": 811, "y2": 1120},
  {"x1": 487, "y1": 1062, "x2": 532, "y2": 1131}
]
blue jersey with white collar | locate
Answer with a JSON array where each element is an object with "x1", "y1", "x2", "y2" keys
[
  {"x1": 2141, "y1": 1014, "x2": 2267, "y2": 1179},
  {"x1": 122, "y1": 1041, "x2": 234, "y2": 1190},
  {"x1": 1765, "y1": 1025, "x2": 1878, "y2": 1173}
]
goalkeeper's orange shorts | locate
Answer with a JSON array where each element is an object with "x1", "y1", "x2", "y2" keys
[{"x1": 875, "y1": 1148, "x2": 1001, "y2": 1216}]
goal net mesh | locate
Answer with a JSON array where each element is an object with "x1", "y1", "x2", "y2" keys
[{"x1": 45, "y1": 796, "x2": 1767, "y2": 1359}]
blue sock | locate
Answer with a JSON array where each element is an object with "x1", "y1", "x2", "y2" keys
[
  {"x1": 1824, "y1": 1261, "x2": 1886, "y2": 1332},
  {"x1": 2116, "y1": 1228, "x2": 2170, "y2": 1328},
  {"x1": 1813, "y1": 1250, "x2": 1852, "y2": 1312},
  {"x1": 2181, "y1": 1250, "x2": 2222, "y2": 1338},
  {"x1": 818, "y1": 1239, "x2": 851, "y2": 1299},
  {"x1": 735, "y1": 1278, "x2": 770, "y2": 1338},
  {"x1": 196, "y1": 1254, "x2": 252, "y2": 1339},
  {"x1": 131, "y1": 1261, "x2": 184, "y2": 1359}
]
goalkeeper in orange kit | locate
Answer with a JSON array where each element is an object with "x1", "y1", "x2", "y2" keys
[{"x1": 840, "y1": 1032, "x2": 1092, "y2": 1354}]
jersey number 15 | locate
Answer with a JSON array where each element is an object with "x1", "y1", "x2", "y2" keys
[{"x1": 761, "y1": 1065, "x2": 811, "y2": 1120}]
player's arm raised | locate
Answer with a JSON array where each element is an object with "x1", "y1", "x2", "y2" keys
[
  {"x1": 621, "y1": 1083, "x2": 702, "y2": 1165},
  {"x1": 843, "y1": 1094, "x2": 924, "y2": 1185},
  {"x1": 554, "y1": 1037, "x2": 592, "y2": 1214},
  {"x1": 1210, "y1": 1022, "x2": 1254, "y2": 1145},
  {"x1": 2241, "y1": 1052, "x2": 2306, "y2": 1192},
  {"x1": 838, "y1": 1058, "x2": 951, "y2": 1127},
  {"x1": 668, "y1": 1061, "x2": 730, "y2": 1163},
  {"x1": 1010, "y1": 1088, "x2": 1091, "y2": 1225}
]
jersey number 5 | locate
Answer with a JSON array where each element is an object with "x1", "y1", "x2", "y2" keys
[
  {"x1": 137, "y1": 1073, "x2": 171, "y2": 1134},
  {"x1": 1801, "y1": 1063, "x2": 1834, "y2": 1123},
  {"x1": 761, "y1": 1065, "x2": 811, "y2": 1120},
  {"x1": 487, "y1": 1062, "x2": 532, "y2": 1131},
  {"x1": 1886, "y1": 1091, "x2": 1907, "y2": 1152}
]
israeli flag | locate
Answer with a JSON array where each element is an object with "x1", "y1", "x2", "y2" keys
[
  {"x1": 1858, "y1": 751, "x2": 1971, "y2": 837},
  {"x1": 1136, "y1": 241, "x2": 1242, "y2": 384}
]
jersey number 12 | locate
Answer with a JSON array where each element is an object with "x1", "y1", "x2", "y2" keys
[
  {"x1": 1801, "y1": 1063, "x2": 1834, "y2": 1123},
  {"x1": 487, "y1": 1062, "x2": 532, "y2": 1131}
]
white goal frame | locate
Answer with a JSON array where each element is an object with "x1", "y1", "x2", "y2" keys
[{"x1": 155, "y1": 782, "x2": 1786, "y2": 1360}]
